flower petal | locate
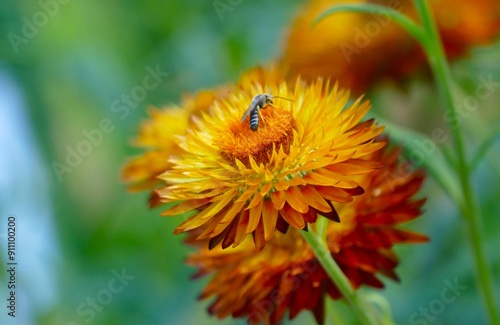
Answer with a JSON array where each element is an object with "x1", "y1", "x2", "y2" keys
[
  {"x1": 301, "y1": 186, "x2": 331, "y2": 213},
  {"x1": 280, "y1": 204, "x2": 305, "y2": 229},
  {"x1": 270, "y1": 190, "x2": 287, "y2": 210},
  {"x1": 247, "y1": 199, "x2": 263, "y2": 233},
  {"x1": 262, "y1": 200, "x2": 279, "y2": 240},
  {"x1": 161, "y1": 198, "x2": 211, "y2": 216},
  {"x1": 285, "y1": 186, "x2": 309, "y2": 214}
]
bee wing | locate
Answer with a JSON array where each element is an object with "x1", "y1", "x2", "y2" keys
[
  {"x1": 240, "y1": 104, "x2": 255, "y2": 122},
  {"x1": 241, "y1": 96, "x2": 259, "y2": 122}
]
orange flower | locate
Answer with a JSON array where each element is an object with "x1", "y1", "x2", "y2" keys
[
  {"x1": 158, "y1": 75, "x2": 384, "y2": 250},
  {"x1": 282, "y1": 0, "x2": 500, "y2": 94},
  {"x1": 186, "y1": 144, "x2": 427, "y2": 325}
]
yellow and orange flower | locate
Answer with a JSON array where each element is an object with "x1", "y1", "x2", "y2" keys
[
  {"x1": 186, "y1": 144, "x2": 427, "y2": 325},
  {"x1": 282, "y1": 0, "x2": 500, "y2": 94},
  {"x1": 158, "y1": 76, "x2": 385, "y2": 250},
  {"x1": 121, "y1": 65, "x2": 286, "y2": 206}
]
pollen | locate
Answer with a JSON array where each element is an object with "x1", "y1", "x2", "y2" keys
[{"x1": 216, "y1": 105, "x2": 294, "y2": 167}]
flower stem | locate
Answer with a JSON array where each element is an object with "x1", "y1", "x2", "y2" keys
[
  {"x1": 414, "y1": 1, "x2": 499, "y2": 324},
  {"x1": 301, "y1": 227, "x2": 381, "y2": 325}
]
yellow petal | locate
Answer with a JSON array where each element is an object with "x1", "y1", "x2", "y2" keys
[{"x1": 199, "y1": 187, "x2": 238, "y2": 220}]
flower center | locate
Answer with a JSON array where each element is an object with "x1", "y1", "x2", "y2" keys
[{"x1": 216, "y1": 105, "x2": 294, "y2": 167}]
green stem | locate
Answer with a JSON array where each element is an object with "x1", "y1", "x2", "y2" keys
[
  {"x1": 414, "y1": 1, "x2": 499, "y2": 324},
  {"x1": 301, "y1": 228, "x2": 381, "y2": 325},
  {"x1": 314, "y1": 4, "x2": 425, "y2": 43}
]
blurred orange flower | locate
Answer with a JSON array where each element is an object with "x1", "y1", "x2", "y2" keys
[
  {"x1": 187, "y1": 144, "x2": 427, "y2": 325},
  {"x1": 158, "y1": 75, "x2": 384, "y2": 250},
  {"x1": 282, "y1": 0, "x2": 500, "y2": 94}
]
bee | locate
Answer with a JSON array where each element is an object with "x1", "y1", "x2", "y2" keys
[{"x1": 240, "y1": 94, "x2": 293, "y2": 131}]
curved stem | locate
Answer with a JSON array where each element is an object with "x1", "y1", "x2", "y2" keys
[
  {"x1": 414, "y1": 1, "x2": 499, "y2": 324},
  {"x1": 314, "y1": 4, "x2": 425, "y2": 44},
  {"x1": 301, "y1": 227, "x2": 381, "y2": 325}
]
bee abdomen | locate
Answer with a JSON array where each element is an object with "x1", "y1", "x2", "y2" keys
[{"x1": 249, "y1": 109, "x2": 259, "y2": 131}]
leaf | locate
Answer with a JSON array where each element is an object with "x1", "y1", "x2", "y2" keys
[
  {"x1": 470, "y1": 129, "x2": 500, "y2": 171},
  {"x1": 375, "y1": 115, "x2": 462, "y2": 203}
]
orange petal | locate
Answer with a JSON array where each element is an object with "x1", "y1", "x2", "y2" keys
[
  {"x1": 301, "y1": 186, "x2": 331, "y2": 213},
  {"x1": 319, "y1": 201, "x2": 340, "y2": 222},
  {"x1": 210, "y1": 200, "x2": 246, "y2": 237},
  {"x1": 221, "y1": 217, "x2": 240, "y2": 249},
  {"x1": 260, "y1": 182, "x2": 274, "y2": 197},
  {"x1": 233, "y1": 210, "x2": 249, "y2": 247},
  {"x1": 174, "y1": 211, "x2": 212, "y2": 234},
  {"x1": 161, "y1": 198, "x2": 211, "y2": 216},
  {"x1": 315, "y1": 168, "x2": 359, "y2": 188},
  {"x1": 274, "y1": 179, "x2": 290, "y2": 191},
  {"x1": 316, "y1": 186, "x2": 353, "y2": 203},
  {"x1": 280, "y1": 204, "x2": 305, "y2": 229},
  {"x1": 198, "y1": 188, "x2": 238, "y2": 220},
  {"x1": 286, "y1": 177, "x2": 307, "y2": 187},
  {"x1": 302, "y1": 171, "x2": 336, "y2": 186},
  {"x1": 252, "y1": 218, "x2": 266, "y2": 252},
  {"x1": 271, "y1": 190, "x2": 287, "y2": 210},
  {"x1": 246, "y1": 192, "x2": 264, "y2": 210},
  {"x1": 326, "y1": 159, "x2": 381, "y2": 175},
  {"x1": 196, "y1": 208, "x2": 229, "y2": 239},
  {"x1": 235, "y1": 185, "x2": 259, "y2": 203},
  {"x1": 285, "y1": 186, "x2": 309, "y2": 213},
  {"x1": 247, "y1": 199, "x2": 263, "y2": 233},
  {"x1": 262, "y1": 199, "x2": 279, "y2": 240}
]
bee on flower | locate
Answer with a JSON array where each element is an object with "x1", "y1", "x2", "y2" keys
[{"x1": 157, "y1": 71, "x2": 385, "y2": 250}]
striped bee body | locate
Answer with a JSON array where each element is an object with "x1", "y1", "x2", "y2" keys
[
  {"x1": 249, "y1": 108, "x2": 260, "y2": 131},
  {"x1": 240, "y1": 94, "x2": 273, "y2": 132}
]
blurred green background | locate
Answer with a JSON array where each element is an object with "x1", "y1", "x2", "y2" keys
[{"x1": 0, "y1": 1, "x2": 499, "y2": 325}]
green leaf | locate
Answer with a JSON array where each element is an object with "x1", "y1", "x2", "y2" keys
[
  {"x1": 470, "y1": 129, "x2": 500, "y2": 171},
  {"x1": 364, "y1": 292, "x2": 396, "y2": 325},
  {"x1": 314, "y1": 3, "x2": 425, "y2": 44},
  {"x1": 375, "y1": 116, "x2": 462, "y2": 203}
]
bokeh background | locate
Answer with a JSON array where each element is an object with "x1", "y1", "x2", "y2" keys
[{"x1": 1, "y1": 1, "x2": 499, "y2": 324}]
